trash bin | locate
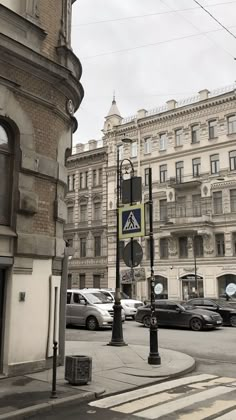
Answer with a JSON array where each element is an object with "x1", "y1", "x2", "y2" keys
[{"x1": 65, "y1": 355, "x2": 92, "y2": 385}]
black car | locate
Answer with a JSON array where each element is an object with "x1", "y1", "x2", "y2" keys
[
  {"x1": 135, "y1": 300, "x2": 223, "y2": 331},
  {"x1": 185, "y1": 298, "x2": 236, "y2": 327}
]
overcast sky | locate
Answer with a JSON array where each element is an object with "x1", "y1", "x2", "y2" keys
[{"x1": 71, "y1": 0, "x2": 236, "y2": 145}]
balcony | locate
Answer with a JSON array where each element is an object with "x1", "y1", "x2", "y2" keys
[
  {"x1": 168, "y1": 174, "x2": 202, "y2": 190},
  {"x1": 159, "y1": 198, "x2": 213, "y2": 228}
]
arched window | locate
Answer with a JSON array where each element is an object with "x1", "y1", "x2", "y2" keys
[{"x1": 0, "y1": 123, "x2": 13, "y2": 225}]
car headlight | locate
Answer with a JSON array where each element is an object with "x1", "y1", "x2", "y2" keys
[
  {"x1": 98, "y1": 309, "x2": 110, "y2": 316},
  {"x1": 202, "y1": 315, "x2": 212, "y2": 321}
]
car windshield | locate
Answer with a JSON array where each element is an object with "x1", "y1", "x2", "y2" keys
[
  {"x1": 109, "y1": 291, "x2": 129, "y2": 299},
  {"x1": 83, "y1": 292, "x2": 111, "y2": 304}
]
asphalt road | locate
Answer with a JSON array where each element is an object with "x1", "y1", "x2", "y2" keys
[{"x1": 66, "y1": 320, "x2": 236, "y2": 377}]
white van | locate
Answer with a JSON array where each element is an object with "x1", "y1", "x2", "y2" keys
[{"x1": 66, "y1": 289, "x2": 125, "y2": 330}]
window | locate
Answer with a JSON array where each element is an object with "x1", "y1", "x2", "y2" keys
[
  {"x1": 191, "y1": 125, "x2": 200, "y2": 143},
  {"x1": 159, "y1": 133, "x2": 167, "y2": 151},
  {"x1": 230, "y1": 189, "x2": 236, "y2": 212},
  {"x1": 93, "y1": 275, "x2": 101, "y2": 288},
  {"x1": 160, "y1": 164, "x2": 167, "y2": 183},
  {"x1": 175, "y1": 128, "x2": 184, "y2": 146},
  {"x1": 215, "y1": 233, "x2": 225, "y2": 256},
  {"x1": 79, "y1": 274, "x2": 86, "y2": 289},
  {"x1": 144, "y1": 168, "x2": 149, "y2": 186},
  {"x1": 229, "y1": 151, "x2": 236, "y2": 171},
  {"x1": 80, "y1": 204, "x2": 87, "y2": 221},
  {"x1": 176, "y1": 196, "x2": 186, "y2": 217},
  {"x1": 94, "y1": 236, "x2": 101, "y2": 257},
  {"x1": 160, "y1": 199, "x2": 167, "y2": 221},
  {"x1": 118, "y1": 145, "x2": 123, "y2": 160},
  {"x1": 228, "y1": 115, "x2": 236, "y2": 134},
  {"x1": 209, "y1": 120, "x2": 217, "y2": 139},
  {"x1": 210, "y1": 154, "x2": 219, "y2": 174},
  {"x1": 131, "y1": 141, "x2": 137, "y2": 157},
  {"x1": 232, "y1": 233, "x2": 236, "y2": 255},
  {"x1": 93, "y1": 169, "x2": 97, "y2": 186},
  {"x1": 68, "y1": 175, "x2": 75, "y2": 191},
  {"x1": 176, "y1": 161, "x2": 184, "y2": 183},
  {"x1": 67, "y1": 206, "x2": 74, "y2": 223},
  {"x1": 179, "y1": 237, "x2": 188, "y2": 258},
  {"x1": 213, "y1": 191, "x2": 222, "y2": 214},
  {"x1": 194, "y1": 236, "x2": 204, "y2": 257},
  {"x1": 79, "y1": 172, "x2": 83, "y2": 189},
  {"x1": 85, "y1": 171, "x2": 88, "y2": 188},
  {"x1": 98, "y1": 168, "x2": 102, "y2": 185},
  {"x1": 192, "y1": 194, "x2": 201, "y2": 216},
  {"x1": 0, "y1": 123, "x2": 13, "y2": 225},
  {"x1": 160, "y1": 238, "x2": 168, "y2": 259},
  {"x1": 94, "y1": 202, "x2": 102, "y2": 219},
  {"x1": 192, "y1": 158, "x2": 201, "y2": 177},
  {"x1": 144, "y1": 137, "x2": 152, "y2": 154},
  {"x1": 67, "y1": 292, "x2": 72, "y2": 304},
  {"x1": 80, "y1": 238, "x2": 86, "y2": 257}
]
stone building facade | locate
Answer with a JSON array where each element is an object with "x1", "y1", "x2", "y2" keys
[
  {"x1": 104, "y1": 85, "x2": 236, "y2": 301},
  {"x1": 65, "y1": 141, "x2": 108, "y2": 288},
  {"x1": 0, "y1": 0, "x2": 83, "y2": 375}
]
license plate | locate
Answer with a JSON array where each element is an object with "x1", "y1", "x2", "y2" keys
[{"x1": 216, "y1": 320, "x2": 221, "y2": 324}]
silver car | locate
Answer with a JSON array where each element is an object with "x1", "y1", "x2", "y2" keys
[{"x1": 66, "y1": 289, "x2": 125, "y2": 330}]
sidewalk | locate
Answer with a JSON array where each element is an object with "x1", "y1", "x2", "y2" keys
[{"x1": 0, "y1": 341, "x2": 195, "y2": 419}]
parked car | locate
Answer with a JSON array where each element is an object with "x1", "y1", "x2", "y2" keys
[
  {"x1": 84, "y1": 288, "x2": 144, "y2": 319},
  {"x1": 185, "y1": 298, "x2": 236, "y2": 327},
  {"x1": 135, "y1": 300, "x2": 223, "y2": 331},
  {"x1": 66, "y1": 289, "x2": 125, "y2": 330}
]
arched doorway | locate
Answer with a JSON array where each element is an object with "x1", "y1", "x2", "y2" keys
[
  {"x1": 217, "y1": 274, "x2": 236, "y2": 297},
  {"x1": 148, "y1": 275, "x2": 168, "y2": 300},
  {"x1": 181, "y1": 274, "x2": 204, "y2": 300}
]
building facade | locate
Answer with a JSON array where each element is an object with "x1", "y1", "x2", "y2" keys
[
  {"x1": 0, "y1": 0, "x2": 83, "y2": 375},
  {"x1": 104, "y1": 85, "x2": 236, "y2": 301},
  {"x1": 65, "y1": 141, "x2": 108, "y2": 288}
]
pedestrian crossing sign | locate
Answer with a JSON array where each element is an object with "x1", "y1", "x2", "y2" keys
[{"x1": 119, "y1": 204, "x2": 145, "y2": 239}]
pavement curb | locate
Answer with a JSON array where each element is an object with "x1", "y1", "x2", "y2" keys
[{"x1": 0, "y1": 391, "x2": 95, "y2": 420}]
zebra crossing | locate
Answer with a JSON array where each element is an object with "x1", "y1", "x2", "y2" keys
[{"x1": 89, "y1": 374, "x2": 236, "y2": 419}]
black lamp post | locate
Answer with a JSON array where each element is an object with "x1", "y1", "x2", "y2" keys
[
  {"x1": 109, "y1": 137, "x2": 134, "y2": 346},
  {"x1": 193, "y1": 235, "x2": 198, "y2": 296}
]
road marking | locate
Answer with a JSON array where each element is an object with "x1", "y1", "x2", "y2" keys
[
  {"x1": 89, "y1": 374, "x2": 216, "y2": 408},
  {"x1": 215, "y1": 408, "x2": 236, "y2": 419},
  {"x1": 189, "y1": 377, "x2": 236, "y2": 389},
  {"x1": 179, "y1": 399, "x2": 236, "y2": 420},
  {"x1": 135, "y1": 386, "x2": 234, "y2": 419}
]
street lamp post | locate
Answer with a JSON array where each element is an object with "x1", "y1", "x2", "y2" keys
[
  {"x1": 109, "y1": 138, "x2": 134, "y2": 346},
  {"x1": 193, "y1": 235, "x2": 198, "y2": 296}
]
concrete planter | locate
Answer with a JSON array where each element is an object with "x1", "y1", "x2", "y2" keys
[{"x1": 65, "y1": 355, "x2": 92, "y2": 385}]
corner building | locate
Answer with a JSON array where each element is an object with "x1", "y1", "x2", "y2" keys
[
  {"x1": 104, "y1": 86, "x2": 236, "y2": 301},
  {"x1": 0, "y1": 0, "x2": 83, "y2": 374}
]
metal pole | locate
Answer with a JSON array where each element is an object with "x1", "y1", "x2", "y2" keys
[
  {"x1": 51, "y1": 287, "x2": 58, "y2": 398},
  {"x1": 109, "y1": 147, "x2": 126, "y2": 346},
  {"x1": 59, "y1": 247, "x2": 68, "y2": 365},
  {"x1": 193, "y1": 236, "x2": 198, "y2": 296},
  {"x1": 148, "y1": 168, "x2": 161, "y2": 365}
]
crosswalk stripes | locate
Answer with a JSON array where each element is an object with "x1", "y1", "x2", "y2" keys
[{"x1": 89, "y1": 374, "x2": 236, "y2": 419}]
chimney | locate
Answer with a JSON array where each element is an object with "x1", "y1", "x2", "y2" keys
[
  {"x1": 137, "y1": 109, "x2": 147, "y2": 119},
  {"x1": 75, "y1": 143, "x2": 84, "y2": 153},
  {"x1": 166, "y1": 100, "x2": 177, "y2": 110},
  {"x1": 88, "y1": 139, "x2": 97, "y2": 150},
  {"x1": 199, "y1": 89, "x2": 209, "y2": 101}
]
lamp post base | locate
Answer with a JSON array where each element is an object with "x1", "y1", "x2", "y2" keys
[
  {"x1": 108, "y1": 303, "x2": 127, "y2": 347},
  {"x1": 148, "y1": 353, "x2": 161, "y2": 365},
  {"x1": 148, "y1": 325, "x2": 161, "y2": 365}
]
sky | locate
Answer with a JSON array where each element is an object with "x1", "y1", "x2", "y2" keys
[{"x1": 71, "y1": 0, "x2": 236, "y2": 145}]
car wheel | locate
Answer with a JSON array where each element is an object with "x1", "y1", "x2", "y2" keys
[
  {"x1": 230, "y1": 315, "x2": 236, "y2": 327},
  {"x1": 86, "y1": 316, "x2": 98, "y2": 331},
  {"x1": 190, "y1": 317, "x2": 203, "y2": 331},
  {"x1": 143, "y1": 315, "x2": 151, "y2": 328}
]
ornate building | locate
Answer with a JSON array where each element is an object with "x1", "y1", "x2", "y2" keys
[
  {"x1": 65, "y1": 141, "x2": 108, "y2": 288},
  {"x1": 0, "y1": 0, "x2": 83, "y2": 375},
  {"x1": 104, "y1": 85, "x2": 236, "y2": 301}
]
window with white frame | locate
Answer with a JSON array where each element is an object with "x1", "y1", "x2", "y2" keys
[
  {"x1": 208, "y1": 120, "x2": 217, "y2": 139},
  {"x1": 80, "y1": 204, "x2": 87, "y2": 221},
  {"x1": 144, "y1": 137, "x2": 152, "y2": 154},
  {"x1": 191, "y1": 125, "x2": 200, "y2": 143},
  {"x1": 213, "y1": 191, "x2": 222, "y2": 214},
  {"x1": 160, "y1": 164, "x2": 167, "y2": 183},
  {"x1": 175, "y1": 128, "x2": 184, "y2": 146},
  {"x1": 159, "y1": 133, "x2": 167, "y2": 151},
  {"x1": 176, "y1": 161, "x2": 184, "y2": 183},
  {"x1": 210, "y1": 154, "x2": 219, "y2": 174},
  {"x1": 192, "y1": 158, "x2": 201, "y2": 177},
  {"x1": 229, "y1": 151, "x2": 236, "y2": 171},
  {"x1": 67, "y1": 206, "x2": 74, "y2": 223},
  {"x1": 228, "y1": 115, "x2": 236, "y2": 134},
  {"x1": 144, "y1": 168, "x2": 149, "y2": 186},
  {"x1": 131, "y1": 141, "x2": 137, "y2": 157}
]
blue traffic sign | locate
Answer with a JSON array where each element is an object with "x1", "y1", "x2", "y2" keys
[{"x1": 119, "y1": 204, "x2": 145, "y2": 239}]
